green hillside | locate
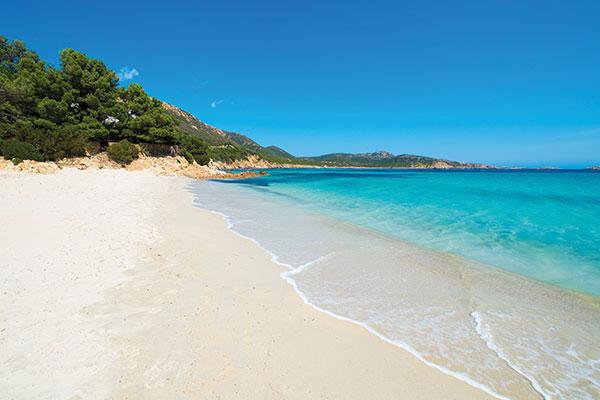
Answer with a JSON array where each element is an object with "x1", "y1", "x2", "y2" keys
[{"x1": 161, "y1": 102, "x2": 301, "y2": 164}]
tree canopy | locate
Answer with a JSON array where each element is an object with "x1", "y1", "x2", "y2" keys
[{"x1": 0, "y1": 35, "x2": 207, "y2": 163}]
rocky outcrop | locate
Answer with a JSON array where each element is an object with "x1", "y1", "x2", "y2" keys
[
  {"x1": 57, "y1": 153, "x2": 122, "y2": 170},
  {"x1": 0, "y1": 154, "x2": 266, "y2": 180},
  {"x1": 209, "y1": 155, "x2": 321, "y2": 170},
  {"x1": 0, "y1": 158, "x2": 60, "y2": 174},
  {"x1": 209, "y1": 154, "x2": 283, "y2": 170},
  {"x1": 126, "y1": 155, "x2": 266, "y2": 179}
]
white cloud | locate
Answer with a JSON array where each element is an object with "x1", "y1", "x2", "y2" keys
[
  {"x1": 117, "y1": 67, "x2": 139, "y2": 81},
  {"x1": 210, "y1": 100, "x2": 223, "y2": 108}
]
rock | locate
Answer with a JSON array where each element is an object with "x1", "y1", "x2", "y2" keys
[
  {"x1": 57, "y1": 153, "x2": 121, "y2": 170},
  {"x1": 0, "y1": 157, "x2": 15, "y2": 171},
  {"x1": 1, "y1": 154, "x2": 265, "y2": 180},
  {"x1": 15, "y1": 159, "x2": 59, "y2": 174},
  {"x1": 209, "y1": 154, "x2": 284, "y2": 170}
]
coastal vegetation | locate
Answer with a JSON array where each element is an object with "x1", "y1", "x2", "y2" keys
[
  {"x1": 0, "y1": 35, "x2": 208, "y2": 165},
  {"x1": 0, "y1": 138, "x2": 43, "y2": 163},
  {"x1": 107, "y1": 140, "x2": 139, "y2": 165}
]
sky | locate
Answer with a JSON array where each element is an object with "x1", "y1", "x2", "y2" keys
[{"x1": 4, "y1": 0, "x2": 600, "y2": 167}]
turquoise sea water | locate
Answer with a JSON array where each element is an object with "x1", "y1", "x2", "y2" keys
[
  {"x1": 190, "y1": 169, "x2": 600, "y2": 400},
  {"x1": 225, "y1": 169, "x2": 600, "y2": 296}
]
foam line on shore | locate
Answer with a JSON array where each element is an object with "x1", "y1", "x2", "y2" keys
[{"x1": 470, "y1": 311, "x2": 548, "y2": 399}]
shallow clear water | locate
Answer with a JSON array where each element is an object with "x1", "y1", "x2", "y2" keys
[{"x1": 189, "y1": 169, "x2": 600, "y2": 400}]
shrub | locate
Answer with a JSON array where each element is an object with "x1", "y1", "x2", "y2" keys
[
  {"x1": 1, "y1": 138, "x2": 43, "y2": 163},
  {"x1": 107, "y1": 139, "x2": 139, "y2": 165},
  {"x1": 45, "y1": 124, "x2": 88, "y2": 160},
  {"x1": 180, "y1": 135, "x2": 210, "y2": 165},
  {"x1": 14, "y1": 122, "x2": 88, "y2": 161},
  {"x1": 85, "y1": 141, "x2": 104, "y2": 155},
  {"x1": 179, "y1": 149, "x2": 194, "y2": 163},
  {"x1": 206, "y1": 143, "x2": 250, "y2": 163},
  {"x1": 141, "y1": 143, "x2": 175, "y2": 157},
  {"x1": 193, "y1": 152, "x2": 210, "y2": 165}
]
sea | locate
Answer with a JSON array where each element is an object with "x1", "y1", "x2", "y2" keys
[{"x1": 189, "y1": 169, "x2": 600, "y2": 400}]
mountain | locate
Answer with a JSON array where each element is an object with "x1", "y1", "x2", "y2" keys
[
  {"x1": 162, "y1": 102, "x2": 495, "y2": 169},
  {"x1": 260, "y1": 146, "x2": 296, "y2": 160},
  {"x1": 303, "y1": 152, "x2": 491, "y2": 168},
  {"x1": 162, "y1": 102, "x2": 298, "y2": 164}
]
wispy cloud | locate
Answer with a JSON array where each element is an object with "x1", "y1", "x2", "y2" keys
[
  {"x1": 201, "y1": 79, "x2": 212, "y2": 86},
  {"x1": 117, "y1": 66, "x2": 139, "y2": 81},
  {"x1": 210, "y1": 100, "x2": 223, "y2": 108}
]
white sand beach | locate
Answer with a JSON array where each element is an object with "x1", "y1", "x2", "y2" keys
[{"x1": 0, "y1": 169, "x2": 494, "y2": 399}]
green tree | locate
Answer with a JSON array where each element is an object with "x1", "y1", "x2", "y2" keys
[
  {"x1": 0, "y1": 35, "x2": 28, "y2": 77},
  {"x1": 115, "y1": 84, "x2": 179, "y2": 144},
  {"x1": 59, "y1": 49, "x2": 119, "y2": 122},
  {"x1": 0, "y1": 36, "x2": 212, "y2": 163}
]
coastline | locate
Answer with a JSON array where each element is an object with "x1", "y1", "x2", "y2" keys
[
  {"x1": 0, "y1": 169, "x2": 494, "y2": 399},
  {"x1": 211, "y1": 206, "x2": 523, "y2": 400},
  {"x1": 191, "y1": 175, "x2": 600, "y2": 400}
]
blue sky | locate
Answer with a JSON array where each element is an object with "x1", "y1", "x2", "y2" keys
[{"x1": 4, "y1": 0, "x2": 600, "y2": 167}]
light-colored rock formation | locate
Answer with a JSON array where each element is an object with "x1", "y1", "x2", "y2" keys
[
  {"x1": 209, "y1": 154, "x2": 283, "y2": 170},
  {"x1": 0, "y1": 158, "x2": 60, "y2": 174},
  {"x1": 0, "y1": 154, "x2": 265, "y2": 180},
  {"x1": 56, "y1": 153, "x2": 121, "y2": 170},
  {"x1": 209, "y1": 155, "x2": 320, "y2": 170},
  {"x1": 128, "y1": 155, "x2": 229, "y2": 179}
]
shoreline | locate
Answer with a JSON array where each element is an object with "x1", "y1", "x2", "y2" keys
[
  {"x1": 189, "y1": 178, "x2": 600, "y2": 400},
  {"x1": 201, "y1": 207, "x2": 514, "y2": 400},
  {"x1": 1, "y1": 168, "x2": 494, "y2": 399}
]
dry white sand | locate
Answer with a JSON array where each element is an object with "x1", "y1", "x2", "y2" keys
[{"x1": 0, "y1": 169, "x2": 494, "y2": 399}]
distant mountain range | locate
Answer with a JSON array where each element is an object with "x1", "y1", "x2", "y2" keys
[
  {"x1": 162, "y1": 102, "x2": 494, "y2": 169},
  {"x1": 300, "y1": 151, "x2": 491, "y2": 168}
]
